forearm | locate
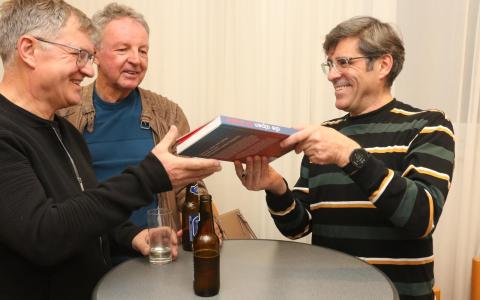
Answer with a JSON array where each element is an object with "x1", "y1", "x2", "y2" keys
[
  {"x1": 0, "y1": 151, "x2": 171, "y2": 266},
  {"x1": 349, "y1": 154, "x2": 452, "y2": 238},
  {"x1": 265, "y1": 182, "x2": 311, "y2": 239}
]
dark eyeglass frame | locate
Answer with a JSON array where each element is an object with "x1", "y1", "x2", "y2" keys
[
  {"x1": 321, "y1": 56, "x2": 372, "y2": 75},
  {"x1": 33, "y1": 36, "x2": 94, "y2": 67}
]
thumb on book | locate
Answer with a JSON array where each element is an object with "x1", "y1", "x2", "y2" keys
[{"x1": 159, "y1": 125, "x2": 179, "y2": 151}]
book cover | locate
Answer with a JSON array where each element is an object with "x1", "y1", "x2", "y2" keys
[{"x1": 176, "y1": 115, "x2": 297, "y2": 162}]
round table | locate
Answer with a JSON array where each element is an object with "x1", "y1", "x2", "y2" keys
[{"x1": 93, "y1": 239, "x2": 399, "y2": 299}]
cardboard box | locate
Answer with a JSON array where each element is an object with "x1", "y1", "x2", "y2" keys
[{"x1": 217, "y1": 209, "x2": 256, "y2": 239}]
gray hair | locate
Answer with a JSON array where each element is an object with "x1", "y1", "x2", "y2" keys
[
  {"x1": 0, "y1": 0, "x2": 95, "y2": 66},
  {"x1": 323, "y1": 16, "x2": 405, "y2": 87},
  {"x1": 92, "y1": 2, "x2": 149, "y2": 47}
]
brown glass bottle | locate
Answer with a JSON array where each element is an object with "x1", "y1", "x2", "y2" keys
[
  {"x1": 193, "y1": 194, "x2": 220, "y2": 297},
  {"x1": 182, "y1": 183, "x2": 200, "y2": 251}
]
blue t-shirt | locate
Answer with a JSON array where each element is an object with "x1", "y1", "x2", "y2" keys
[{"x1": 83, "y1": 88, "x2": 156, "y2": 228}]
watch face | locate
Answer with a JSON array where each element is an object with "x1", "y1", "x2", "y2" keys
[{"x1": 351, "y1": 148, "x2": 369, "y2": 169}]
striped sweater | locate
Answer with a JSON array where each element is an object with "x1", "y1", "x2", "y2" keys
[{"x1": 266, "y1": 99, "x2": 455, "y2": 300}]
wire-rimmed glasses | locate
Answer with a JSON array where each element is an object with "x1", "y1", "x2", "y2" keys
[
  {"x1": 321, "y1": 56, "x2": 371, "y2": 75},
  {"x1": 34, "y1": 36, "x2": 94, "y2": 67}
]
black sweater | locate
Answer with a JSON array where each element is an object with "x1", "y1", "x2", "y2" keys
[
  {"x1": 0, "y1": 94, "x2": 172, "y2": 299},
  {"x1": 267, "y1": 99, "x2": 455, "y2": 300}
]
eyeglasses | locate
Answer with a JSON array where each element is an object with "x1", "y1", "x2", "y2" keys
[
  {"x1": 321, "y1": 56, "x2": 371, "y2": 75},
  {"x1": 34, "y1": 36, "x2": 94, "y2": 67}
]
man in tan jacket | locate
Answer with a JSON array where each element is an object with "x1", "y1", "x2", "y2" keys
[{"x1": 58, "y1": 3, "x2": 221, "y2": 262}]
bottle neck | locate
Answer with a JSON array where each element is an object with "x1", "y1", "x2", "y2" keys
[{"x1": 198, "y1": 198, "x2": 214, "y2": 233}]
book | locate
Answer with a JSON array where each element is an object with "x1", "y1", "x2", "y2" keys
[{"x1": 176, "y1": 115, "x2": 298, "y2": 162}]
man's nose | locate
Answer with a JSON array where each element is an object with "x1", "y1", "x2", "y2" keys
[{"x1": 80, "y1": 60, "x2": 95, "y2": 78}]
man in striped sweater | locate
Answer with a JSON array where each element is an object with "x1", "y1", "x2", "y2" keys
[{"x1": 234, "y1": 16, "x2": 454, "y2": 300}]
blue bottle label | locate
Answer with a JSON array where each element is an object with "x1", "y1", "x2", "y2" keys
[
  {"x1": 189, "y1": 185, "x2": 199, "y2": 195},
  {"x1": 189, "y1": 213, "x2": 200, "y2": 242}
]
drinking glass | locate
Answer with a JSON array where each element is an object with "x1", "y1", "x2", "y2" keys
[{"x1": 147, "y1": 208, "x2": 174, "y2": 264}]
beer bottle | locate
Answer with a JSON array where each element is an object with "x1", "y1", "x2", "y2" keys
[
  {"x1": 182, "y1": 183, "x2": 200, "y2": 251},
  {"x1": 193, "y1": 194, "x2": 220, "y2": 297}
]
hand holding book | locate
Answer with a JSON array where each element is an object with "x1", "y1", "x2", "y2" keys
[{"x1": 234, "y1": 156, "x2": 288, "y2": 195}]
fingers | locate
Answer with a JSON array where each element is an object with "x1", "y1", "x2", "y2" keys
[
  {"x1": 244, "y1": 156, "x2": 253, "y2": 185},
  {"x1": 137, "y1": 242, "x2": 150, "y2": 256},
  {"x1": 132, "y1": 229, "x2": 150, "y2": 256},
  {"x1": 280, "y1": 128, "x2": 309, "y2": 149},
  {"x1": 235, "y1": 156, "x2": 276, "y2": 192},
  {"x1": 261, "y1": 156, "x2": 269, "y2": 178},
  {"x1": 295, "y1": 140, "x2": 306, "y2": 154},
  {"x1": 171, "y1": 228, "x2": 179, "y2": 260},
  {"x1": 158, "y1": 125, "x2": 179, "y2": 151},
  {"x1": 234, "y1": 160, "x2": 245, "y2": 179},
  {"x1": 168, "y1": 156, "x2": 222, "y2": 188},
  {"x1": 176, "y1": 156, "x2": 221, "y2": 172},
  {"x1": 251, "y1": 156, "x2": 262, "y2": 185}
]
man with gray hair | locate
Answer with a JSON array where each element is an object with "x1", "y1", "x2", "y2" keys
[
  {"x1": 0, "y1": 1, "x2": 221, "y2": 299},
  {"x1": 235, "y1": 16, "x2": 454, "y2": 300},
  {"x1": 59, "y1": 3, "x2": 222, "y2": 262}
]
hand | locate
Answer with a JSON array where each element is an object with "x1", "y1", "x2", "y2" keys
[
  {"x1": 281, "y1": 125, "x2": 360, "y2": 167},
  {"x1": 131, "y1": 229, "x2": 150, "y2": 256},
  {"x1": 152, "y1": 126, "x2": 222, "y2": 188},
  {"x1": 234, "y1": 156, "x2": 286, "y2": 195},
  {"x1": 132, "y1": 228, "x2": 180, "y2": 260}
]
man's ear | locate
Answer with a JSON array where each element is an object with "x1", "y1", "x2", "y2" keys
[
  {"x1": 16, "y1": 36, "x2": 38, "y2": 68},
  {"x1": 377, "y1": 54, "x2": 393, "y2": 81}
]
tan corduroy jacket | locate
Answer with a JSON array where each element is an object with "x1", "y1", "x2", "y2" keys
[{"x1": 57, "y1": 82, "x2": 206, "y2": 228}]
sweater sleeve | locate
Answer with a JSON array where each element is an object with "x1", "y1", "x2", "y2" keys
[
  {"x1": 0, "y1": 132, "x2": 172, "y2": 266},
  {"x1": 348, "y1": 113, "x2": 455, "y2": 238},
  {"x1": 109, "y1": 221, "x2": 143, "y2": 257},
  {"x1": 265, "y1": 159, "x2": 312, "y2": 239}
]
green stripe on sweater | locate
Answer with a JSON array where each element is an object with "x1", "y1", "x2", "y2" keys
[
  {"x1": 339, "y1": 119, "x2": 429, "y2": 136},
  {"x1": 407, "y1": 143, "x2": 454, "y2": 162},
  {"x1": 393, "y1": 279, "x2": 434, "y2": 297},
  {"x1": 389, "y1": 180, "x2": 418, "y2": 226}
]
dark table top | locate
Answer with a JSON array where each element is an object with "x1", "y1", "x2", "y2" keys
[{"x1": 93, "y1": 239, "x2": 399, "y2": 300}]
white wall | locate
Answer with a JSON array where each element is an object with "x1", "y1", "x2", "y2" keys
[{"x1": 396, "y1": 1, "x2": 479, "y2": 299}]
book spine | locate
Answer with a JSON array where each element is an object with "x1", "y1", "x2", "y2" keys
[{"x1": 221, "y1": 116, "x2": 296, "y2": 135}]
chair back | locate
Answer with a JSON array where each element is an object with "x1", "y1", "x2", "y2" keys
[
  {"x1": 472, "y1": 256, "x2": 480, "y2": 300},
  {"x1": 433, "y1": 286, "x2": 440, "y2": 300}
]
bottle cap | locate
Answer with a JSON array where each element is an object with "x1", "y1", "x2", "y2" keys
[{"x1": 200, "y1": 194, "x2": 212, "y2": 201}]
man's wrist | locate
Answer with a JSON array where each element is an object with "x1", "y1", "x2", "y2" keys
[
  {"x1": 266, "y1": 175, "x2": 287, "y2": 195},
  {"x1": 342, "y1": 148, "x2": 370, "y2": 176}
]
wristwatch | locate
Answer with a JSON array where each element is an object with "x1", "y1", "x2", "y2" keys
[{"x1": 342, "y1": 148, "x2": 370, "y2": 176}]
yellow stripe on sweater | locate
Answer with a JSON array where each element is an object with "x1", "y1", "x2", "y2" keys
[
  {"x1": 311, "y1": 201, "x2": 375, "y2": 210},
  {"x1": 268, "y1": 200, "x2": 296, "y2": 216},
  {"x1": 402, "y1": 165, "x2": 451, "y2": 188},
  {"x1": 390, "y1": 108, "x2": 424, "y2": 116},
  {"x1": 369, "y1": 169, "x2": 394, "y2": 203},
  {"x1": 420, "y1": 189, "x2": 435, "y2": 238},
  {"x1": 367, "y1": 145, "x2": 409, "y2": 153},
  {"x1": 420, "y1": 125, "x2": 455, "y2": 140}
]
